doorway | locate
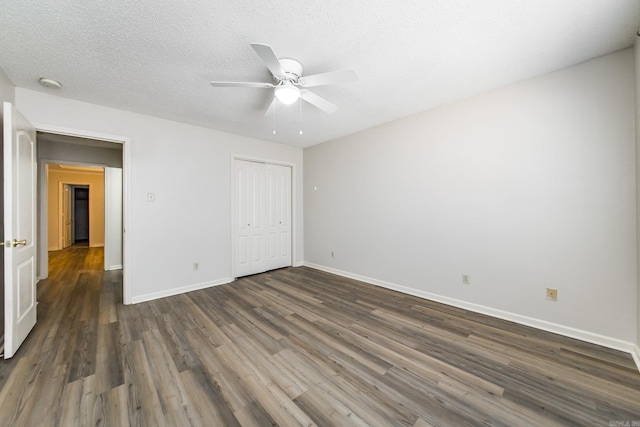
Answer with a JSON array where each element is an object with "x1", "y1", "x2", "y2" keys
[
  {"x1": 37, "y1": 131, "x2": 125, "y2": 294},
  {"x1": 48, "y1": 164, "x2": 105, "y2": 253},
  {"x1": 73, "y1": 186, "x2": 89, "y2": 246},
  {"x1": 60, "y1": 183, "x2": 91, "y2": 249}
]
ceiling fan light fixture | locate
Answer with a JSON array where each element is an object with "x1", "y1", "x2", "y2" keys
[{"x1": 275, "y1": 84, "x2": 300, "y2": 105}]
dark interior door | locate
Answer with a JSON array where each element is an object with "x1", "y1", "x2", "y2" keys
[{"x1": 73, "y1": 187, "x2": 89, "y2": 243}]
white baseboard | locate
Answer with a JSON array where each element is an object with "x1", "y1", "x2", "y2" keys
[
  {"x1": 632, "y1": 345, "x2": 640, "y2": 372},
  {"x1": 105, "y1": 264, "x2": 123, "y2": 271},
  {"x1": 131, "y1": 277, "x2": 233, "y2": 304},
  {"x1": 303, "y1": 262, "x2": 639, "y2": 369}
]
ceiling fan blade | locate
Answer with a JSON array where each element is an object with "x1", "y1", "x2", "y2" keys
[
  {"x1": 264, "y1": 98, "x2": 276, "y2": 117},
  {"x1": 250, "y1": 43, "x2": 286, "y2": 79},
  {"x1": 209, "y1": 81, "x2": 274, "y2": 88},
  {"x1": 300, "y1": 89, "x2": 337, "y2": 114},
  {"x1": 299, "y1": 69, "x2": 358, "y2": 88}
]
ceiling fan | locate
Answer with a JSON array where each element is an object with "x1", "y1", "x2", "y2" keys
[{"x1": 209, "y1": 43, "x2": 358, "y2": 115}]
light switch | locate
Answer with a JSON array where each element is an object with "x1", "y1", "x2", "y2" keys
[{"x1": 147, "y1": 193, "x2": 155, "y2": 202}]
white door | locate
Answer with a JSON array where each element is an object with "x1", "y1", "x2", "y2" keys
[
  {"x1": 248, "y1": 162, "x2": 267, "y2": 275},
  {"x1": 62, "y1": 184, "x2": 72, "y2": 248},
  {"x1": 265, "y1": 164, "x2": 291, "y2": 270},
  {"x1": 234, "y1": 160, "x2": 291, "y2": 278},
  {"x1": 235, "y1": 161, "x2": 251, "y2": 277},
  {"x1": 235, "y1": 160, "x2": 266, "y2": 277},
  {"x1": 3, "y1": 102, "x2": 37, "y2": 359}
]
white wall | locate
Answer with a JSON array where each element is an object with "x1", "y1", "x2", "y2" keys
[
  {"x1": 0, "y1": 66, "x2": 14, "y2": 105},
  {"x1": 305, "y1": 49, "x2": 637, "y2": 346},
  {"x1": 16, "y1": 88, "x2": 303, "y2": 302}
]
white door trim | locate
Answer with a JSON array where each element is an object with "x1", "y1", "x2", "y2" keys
[
  {"x1": 104, "y1": 167, "x2": 123, "y2": 271},
  {"x1": 34, "y1": 123, "x2": 132, "y2": 305},
  {"x1": 231, "y1": 154, "x2": 297, "y2": 280}
]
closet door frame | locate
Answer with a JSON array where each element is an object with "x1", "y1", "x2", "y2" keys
[{"x1": 231, "y1": 154, "x2": 296, "y2": 279}]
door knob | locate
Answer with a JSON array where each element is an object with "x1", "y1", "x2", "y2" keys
[{"x1": 12, "y1": 239, "x2": 27, "y2": 247}]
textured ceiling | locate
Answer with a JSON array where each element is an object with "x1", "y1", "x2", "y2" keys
[{"x1": 1, "y1": 1, "x2": 639, "y2": 148}]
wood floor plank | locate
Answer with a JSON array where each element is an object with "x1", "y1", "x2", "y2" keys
[
  {"x1": 101, "y1": 384, "x2": 130, "y2": 427},
  {"x1": 293, "y1": 386, "x2": 371, "y2": 427},
  {"x1": 122, "y1": 339, "x2": 166, "y2": 426},
  {"x1": 155, "y1": 313, "x2": 202, "y2": 373},
  {"x1": 98, "y1": 273, "x2": 118, "y2": 325},
  {"x1": 20, "y1": 361, "x2": 70, "y2": 426},
  {"x1": 183, "y1": 330, "x2": 254, "y2": 413},
  {"x1": 94, "y1": 321, "x2": 125, "y2": 394},
  {"x1": 0, "y1": 248, "x2": 638, "y2": 425},
  {"x1": 233, "y1": 400, "x2": 279, "y2": 427},
  {"x1": 58, "y1": 374, "x2": 96, "y2": 427},
  {"x1": 218, "y1": 338, "x2": 317, "y2": 426},
  {"x1": 286, "y1": 312, "x2": 393, "y2": 376},
  {"x1": 179, "y1": 365, "x2": 242, "y2": 427},
  {"x1": 229, "y1": 324, "x2": 308, "y2": 399},
  {"x1": 67, "y1": 317, "x2": 99, "y2": 383},
  {"x1": 223, "y1": 300, "x2": 286, "y2": 355},
  {"x1": 141, "y1": 328, "x2": 191, "y2": 414}
]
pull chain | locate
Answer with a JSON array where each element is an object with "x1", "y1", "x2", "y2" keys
[
  {"x1": 298, "y1": 99, "x2": 303, "y2": 135},
  {"x1": 273, "y1": 100, "x2": 277, "y2": 135}
]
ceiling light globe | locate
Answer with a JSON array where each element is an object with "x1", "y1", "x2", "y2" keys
[
  {"x1": 39, "y1": 77, "x2": 62, "y2": 89},
  {"x1": 275, "y1": 85, "x2": 300, "y2": 105}
]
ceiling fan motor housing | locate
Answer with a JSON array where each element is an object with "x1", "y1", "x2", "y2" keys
[{"x1": 278, "y1": 58, "x2": 303, "y2": 82}]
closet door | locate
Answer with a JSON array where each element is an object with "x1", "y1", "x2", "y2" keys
[
  {"x1": 265, "y1": 164, "x2": 291, "y2": 270},
  {"x1": 235, "y1": 160, "x2": 266, "y2": 277},
  {"x1": 248, "y1": 162, "x2": 267, "y2": 274},
  {"x1": 234, "y1": 160, "x2": 292, "y2": 278}
]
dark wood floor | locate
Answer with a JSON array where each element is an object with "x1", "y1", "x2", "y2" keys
[{"x1": 1, "y1": 246, "x2": 639, "y2": 426}]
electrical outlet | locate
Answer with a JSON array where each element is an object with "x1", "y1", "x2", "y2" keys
[
  {"x1": 546, "y1": 288, "x2": 557, "y2": 301},
  {"x1": 193, "y1": 262, "x2": 199, "y2": 271},
  {"x1": 331, "y1": 251, "x2": 335, "y2": 257},
  {"x1": 147, "y1": 192, "x2": 155, "y2": 202},
  {"x1": 462, "y1": 274, "x2": 470, "y2": 285}
]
